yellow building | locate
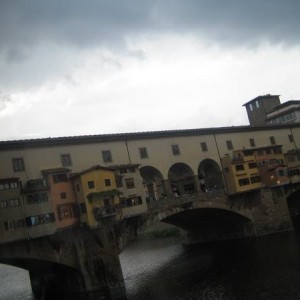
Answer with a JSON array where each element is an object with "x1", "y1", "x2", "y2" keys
[
  {"x1": 222, "y1": 149, "x2": 261, "y2": 195},
  {"x1": 222, "y1": 145, "x2": 290, "y2": 195},
  {"x1": 72, "y1": 165, "x2": 121, "y2": 228}
]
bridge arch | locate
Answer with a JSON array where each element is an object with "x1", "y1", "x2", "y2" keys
[
  {"x1": 161, "y1": 206, "x2": 255, "y2": 243},
  {"x1": 168, "y1": 162, "x2": 196, "y2": 196},
  {"x1": 140, "y1": 166, "x2": 166, "y2": 201},
  {"x1": 198, "y1": 159, "x2": 224, "y2": 191},
  {"x1": 0, "y1": 258, "x2": 82, "y2": 299}
]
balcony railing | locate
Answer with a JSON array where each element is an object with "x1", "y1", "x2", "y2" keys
[
  {"x1": 23, "y1": 179, "x2": 49, "y2": 192},
  {"x1": 93, "y1": 206, "x2": 120, "y2": 220}
]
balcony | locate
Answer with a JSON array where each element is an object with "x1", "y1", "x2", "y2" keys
[
  {"x1": 93, "y1": 206, "x2": 120, "y2": 220},
  {"x1": 23, "y1": 179, "x2": 49, "y2": 192}
]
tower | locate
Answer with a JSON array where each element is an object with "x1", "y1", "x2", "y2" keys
[{"x1": 243, "y1": 94, "x2": 281, "y2": 126}]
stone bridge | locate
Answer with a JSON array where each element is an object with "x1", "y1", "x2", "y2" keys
[
  {"x1": 0, "y1": 225, "x2": 126, "y2": 300},
  {"x1": 138, "y1": 187, "x2": 296, "y2": 243}
]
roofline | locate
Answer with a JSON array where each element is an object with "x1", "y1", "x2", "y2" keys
[
  {"x1": 1, "y1": 123, "x2": 300, "y2": 151},
  {"x1": 267, "y1": 100, "x2": 300, "y2": 113},
  {"x1": 243, "y1": 94, "x2": 280, "y2": 106}
]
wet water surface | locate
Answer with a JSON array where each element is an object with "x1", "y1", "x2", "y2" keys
[
  {"x1": 2, "y1": 231, "x2": 300, "y2": 299},
  {"x1": 120, "y1": 231, "x2": 300, "y2": 300}
]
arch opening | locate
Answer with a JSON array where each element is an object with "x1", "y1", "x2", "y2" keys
[
  {"x1": 168, "y1": 163, "x2": 196, "y2": 196},
  {"x1": 198, "y1": 159, "x2": 224, "y2": 192},
  {"x1": 140, "y1": 166, "x2": 166, "y2": 201},
  {"x1": 162, "y1": 208, "x2": 255, "y2": 243}
]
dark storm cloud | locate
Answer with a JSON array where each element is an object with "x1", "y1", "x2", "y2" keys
[{"x1": 1, "y1": 0, "x2": 300, "y2": 58}]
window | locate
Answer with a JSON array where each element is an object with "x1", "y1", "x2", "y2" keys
[
  {"x1": 255, "y1": 101, "x2": 259, "y2": 108},
  {"x1": 238, "y1": 178, "x2": 250, "y2": 186},
  {"x1": 61, "y1": 154, "x2": 72, "y2": 167},
  {"x1": 12, "y1": 158, "x2": 25, "y2": 172},
  {"x1": 0, "y1": 200, "x2": 8, "y2": 208},
  {"x1": 4, "y1": 220, "x2": 15, "y2": 230},
  {"x1": 88, "y1": 181, "x2": 95, "y2": 189},
  {"x1": 171, "y1": 144, "x2": 180, "y2": 155},
  {"x1": 278, "y1": 169, "x2": 285, "y2": 177},
  {"x1": 27, "y1": 193, "x2": 48, "y2": 204},
  {"x1": 9, "y1": 199, "x2": 20, "y2": 207},
  {"x1": 116, "y1": 176, "x2": 123, "y2": 188},
  {"x1": 4, "y1": 219, "x2": 25, "y2": 231},
  {"x1": 102, "y1": 150, "x2": 112, "y2": 163},
  {"x1": 249, "y1": 103, "x2": 253, "y2": 111},
  {"x1": 249, "y1": 138, "x2": 256, "y2": 147},
  {"x1": 121, "y1": 196, "x2": 143, "y2": 207},
  {"x1": 248, "y1": 162, "x2": 257, "y2": 169},
  {"x1": 139, "y1": 147, "x2": 148, "y2": 159},
  {"x1": 270, "y1": 136, "x2": 276, "y2": 145},
  {"x1": 266, "y1": 148, "x2": 272, "y2": 155},
  {"x1": 288, "y1": 134, "x2": 294, "y2": 143},
  {"x1": 125, "y1": 178, "x2": 135, "y2": 189},
  {"x1": 250, "y1": 176, "x2": 260, "y2": 184},
  {"x1": 235, "y1": 164, "x2": 245, "y2": 171},
  {"x1": 25, "y1": 213, "x2": 55, "y2": 227},
  {"x1": 273, "y1": 147, "x2": 282, "y2": 154},
  {"x1": 200, "y1": 142, "x2": 208, "y2": 152},
  {"x1": 257, "y1": 150, "x2": 264, "y2": 156},
  {"x1": 0, "y1": 181, "x2": 18, "y2": 190},
  {"x1": 226, "y1": 140, "x2": 233, "y2": 150},
  {"x1": 104, "y1": 179, "x2": 111, "y2": 187},
  {"x1": 53, "y1": 173, "x2": 68, "y2": 183},
  {"x1": 60, "y1": 192, "x2": 67, "y2": 199},
  {"x1": 244, "y1": 150, "x2": 253, "y2": 156},
  {"x1": 58, "y1": 206, "x2": 73, "y2": 220}
]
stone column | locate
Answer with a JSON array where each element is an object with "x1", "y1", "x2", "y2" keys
[
  {"x1": 162, "y1": 179, "x2": 173, "y2": 197},
  {"x1": 193, "y1": 175, "x2": 201, "y2": 194}
]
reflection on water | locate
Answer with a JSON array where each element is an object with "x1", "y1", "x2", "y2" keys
[
  {"x1": 2, "y1": 231, "x2": 300, "y2": 299},
  {"x1": 120, "y1": 231, "x2": 300, "y2": 300}
]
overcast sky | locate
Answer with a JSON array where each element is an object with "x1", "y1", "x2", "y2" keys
[{"x1": 1, "y1": 0, "x2": 300, "y2": 141}]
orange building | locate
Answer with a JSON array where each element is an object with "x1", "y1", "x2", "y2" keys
[{"x1": 42, "y1": 168, "x2": 78, "y2": 230}]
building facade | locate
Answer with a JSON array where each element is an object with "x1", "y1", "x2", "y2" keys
[
  {"x1": 1, "y1": 122, "x2": 300, "y2": 244},
  {"x1": 266, "y1": 100, "x2": 300, "y2": 125}
]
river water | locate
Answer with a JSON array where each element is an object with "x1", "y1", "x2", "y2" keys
[{"x1": 2, "y1": 231, "x2": 300, "y2": 299}]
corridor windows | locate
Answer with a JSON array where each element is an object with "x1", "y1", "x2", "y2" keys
[
  {"x1": 249, "y1": 138, "x2": 256, "y2": 147},
  {"x1": 270, "y1": 136, "x2": 276, "y2": 145},
  {"x1": 200, "y1": 142, "x2": 208, "y2": 152},
  {"x1": 102, "y1": 150, "x2": 112, "y2": 163},
  {"x1": 139, "y1": 147, "x2": 148, "y2": 159},
  {"x1": 226, "y1": 140, "x2": 234, "y2": 151},
  {"x1": 171, "y1": 144, "x2": 180, "y2": 156},
  {"x1": 12, "y1": 158, "x2": 25, "y2": 172},
  {"x1": 61, "y1": 154, "x2": 72, "y2": 167}
]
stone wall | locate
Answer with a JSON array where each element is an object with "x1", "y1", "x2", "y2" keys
[{"x1": 251, "y1": 187, "x2": 293, "y2": 235}]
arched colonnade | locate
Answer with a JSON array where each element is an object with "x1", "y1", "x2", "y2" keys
[{"x1": 140, "y1": 159, "x2": 224, "y2": 202}]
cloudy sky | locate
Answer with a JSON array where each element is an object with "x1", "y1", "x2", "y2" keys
[{"x1": 1, "y1": 0, "x2": 300, "y2": 141}]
